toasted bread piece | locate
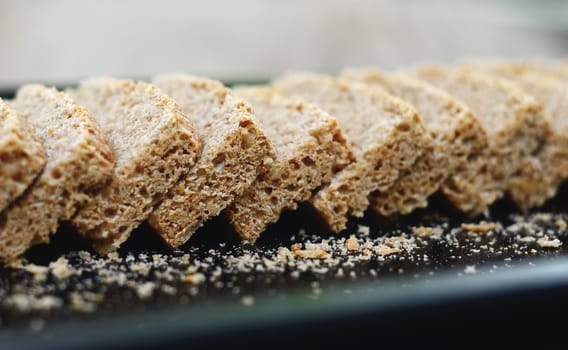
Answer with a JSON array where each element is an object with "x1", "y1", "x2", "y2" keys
[
  {"x1": 341, "y1": 68, "x2": 493, "y2": 216},
  {"x1": 226, "y1": 86, "x2": 353, "y2": 242},
  {"x1": 413, "y1": 66, "x2": 552, "y2": 211},
  {"x1": 474, "y1": 62, "x2": 568, "y2": 206},
  {"x1": 0, "y1": 85, "x2": 115, "y2": 261},
  {"x1": 69, "y1": 78, "x2": 202, "y2": 254},
  {"x1": 273, "y1": 73, "x2": 431, "y2": 232},
  {"x1": 148, "y1": 75, "x2": 275, "y2": 248},
  {"x1": 0, "y1": 99, "x2": 46, "y2": 212}
]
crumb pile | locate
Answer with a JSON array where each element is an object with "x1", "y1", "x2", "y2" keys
[{"x1": 0, "y1": 209, "x2": 566, "y2": 331}]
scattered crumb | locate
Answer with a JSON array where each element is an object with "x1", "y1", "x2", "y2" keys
[
  {"x1": 49, "y1": 257, "x2": 74, "y2": 279},
  {"x1": 555, "y1": 218, "x2": 567, "y2": 230},
  {"x1": 241, "y1": 295, "x2": 255, "y2": 307},
  {"x1": 182, "y1": 272, "x2": 206, "y2": 285},
  {"x1": 536, "y1": 237, "x2": 562, "y2": 248},
  {"x1": 464, "y1": 265, "x2": 477, "y2": 274},
  {"x1": 412, "y1": 226, "x2": 443, "y2": 238},
  {"x1": 346, "y1": 236, "x2": 360, "y2": 251},
  {"x1": 23, "y1": 264, "x2": 49, "y2": 282},
  {"x1": 69, "y1": 292, "x2": 98, "y2": 313},
  {"x1": 461, "y1": 221, "x2": 497, "y2": 234},
  {"x1": 357, "y1": 225, "x2": 370, "y2": 236},
  {"x1": 136, "y1": 282, "x2": 156, "y2": 300},
  {"x1": 3, "y1": 294, "x2": 63, "y2": 313},
  {"x1": 292, "y1": 243, "x2": 330, "y2": 259}
]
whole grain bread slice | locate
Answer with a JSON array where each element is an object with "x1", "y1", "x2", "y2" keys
[
  {"x1": 69, "y1": 78, "x2": 202, "y2": 254},
  {"x1": 473, "y1": 61, "x2": 568, "y2": 206},
  {"x1": 226, "y1": 86, "x2": 353, "y2": 242},
  {"x1": 0, "y1": 85, "x2": 115, "y2": 261},
  {"x1": 0, "y1": 99, "x2": 46, "y2": 212},
  {"x1": 273, "y1": 73, "x2": 432, "y2": 232},
  {"x1": 412, "y1": 66, "x2": 552, "y2": 212},
  {"x1": 148, "y1": 75, "x2": 275, "y2": 248},
  {"x1": 341, "y1": 68, "x2": 494, "y2": 216}
]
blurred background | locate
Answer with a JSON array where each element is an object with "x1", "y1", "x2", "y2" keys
[{"x1": 1, "y1": 0, "x2": 567, "y2": 88}]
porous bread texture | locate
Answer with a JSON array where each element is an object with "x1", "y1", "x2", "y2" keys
[
  {"x1": 0, "y1": 99, "x2": 46, "y2": 212},
  {"x1": 226, "y1": 86, "x2": 353, "y2": 242},
  {"x1": 273, "y1": 73, "x2": 432, "y2": 232},
  {"x1": 474, "y1": 62, "x2": 568, "y2": 207},
  {"x1": 148, "y1": 75, "x2": 275, "y2": 248},
  {"x1": 0, "y1": 85, "x2": 115, "y2": 261},
  {"x1": 341, "y1": 68, "x2": 492, "y2": 216},
  {"x1": 69, "y1": 78, "x2": 202, "y2": 254},
  {"x1": 412, "y1": 66, "x2": 552, "y2": 212}
]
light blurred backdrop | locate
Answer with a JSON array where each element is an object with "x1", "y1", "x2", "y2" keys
[{"x1": 1, "y1": 0, "x2": 567, "y2": 88}]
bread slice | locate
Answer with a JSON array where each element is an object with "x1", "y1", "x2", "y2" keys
[
  {"x1": 473, "y1": 62, "x2": 568, "y2": 206},
  {"x1": 0, "y1": 99, "x2": 46, "y2": 212},
  {"x1": 148, "y1": 75, "x2": 275, "y2": 248},
  {"x1": 273, "y1": 73, "x2": 432, "y2": 232},
  {"x1": 341, "y1": 68, "x2": 494, "y2": 216},
  {"x1": 69, "y1": 78, "x2": 202, "y2": 254},
  {"x1": 412, "y1": 66, "x2": 552, "y2": 211},
  {"x1": 0, "y1": 85, "x2": 115, "y2": 261},
  {"x1": 226, "y1": 86, "x2": 353, "y2": 242}
]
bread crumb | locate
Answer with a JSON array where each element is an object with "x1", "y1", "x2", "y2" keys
[
  {"x1": 375, "y1": 245, "x2": 400, "y2": 256},
  {"x1": 69, "y1": 292, "x2": 98, "y2": 313},
  {"x1": 461, "y1": 221, "x2": 497, "y2": 234},
  {"x1": 294, "y1": 248, "x2": 330, "y2": 259},
  {"x1": 357, "y1": 225, "x2": 370, "y2": 236},
  {"x1": 536, "y1": 237, "x2": 562, "y2": 248},
  {"x1": 182, "y1": 272, "x2": 206, "y2": 285},
  {"x1": 136, "y1": 282, "x2": 156, "y2": 299},
  {"x1": 4, "y1": 294, "x2": 63, "y2": 312},
  {"x1": 241, "y1": 295, "x2": 255, "y2": 307},
  {"x1": 49, "y1": 257, "x2": 74, "y2": 279},
  {"x1": 346, "y1": 236, "x2": 360, "y2": 251},
  {"x1": 290, "y1": 243, "x2": 302, "y2": 251},
  {"x1": 555, "y1": 218, "x2": 567, "y2": 230},
  {"x1": 129, "y1": 261, "x2": 150, "y2": 276},
  {"x1": 107, "y1": 252, "x2": 120, "y2": 262},
  {"x1": 23, "y1": 264, "x2": 49, "y2": 282},
  {"x1": 464, "y1": 265, "x2": 477, "y2": 274},
  {"x1": 277, "y1": 247, "x2": 293, "y2": 262},
  {"x1": 412, "y1": 226, "x2": 443, "y2": 238},
  {"x1": 291, "y1": 242, "x2": 331, "y2": 259}
]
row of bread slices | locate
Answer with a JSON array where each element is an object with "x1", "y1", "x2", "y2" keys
[{"x1": 1, "y1": 60, "x2": 567, "y2": 262}]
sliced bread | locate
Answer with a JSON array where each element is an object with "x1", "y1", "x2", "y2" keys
[
  {"x1": 273, "y1": 73, "x2": 432, "y2": 232},
  {"x1": 412, "y1": 66, "x2": 552, "y2": 211},
  {"x1": 0, "y1": 85, "x2": 115, "y2": 261},
  {"x1": 341, "y1": 68, "x2": 494, "y2": 216},
  {"x1": 226, "y1": 86, "x2": 353, "y2": 242},
  {"x1": 69, "y1": 78, "x2": 202, "y2": 254},
  {"x1": 475, "y1": 62, "x2": 568, "y2": 206},
  {"x1": 148, "y1": 75, "x2": 275, "y2": 248},
  {"x1": 0, "y1": 99, "x2": 46, "y2": 212}
]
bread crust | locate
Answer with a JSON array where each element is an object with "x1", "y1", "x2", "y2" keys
[
  {"x1": 69, "y1": 78, "x2": 202, "y2": 254},
  {"x1": 274, "y1": 73, "x2": 432, "y2": 232},
  {"x1": 226, "y1": 86, "x2": 353, "y2": 242},
  {"x1": 341, "y1": 69, "x2": 492, "y2": 216},
  {"x1": 472, "y1": 62, "x2": 568, "y2": 209},
  {"x1": 0, "y1": 99, "x2": 46, "y2": 212},
  {"x1": 413, "y1": 66, "x2": 552, "y2": 212},
  {"x1": 0, "y1": 85, "x2": 115, "y2": 261},
  {"x1": 148, "y1": 75, "x2": 275, "y2": 248}
]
